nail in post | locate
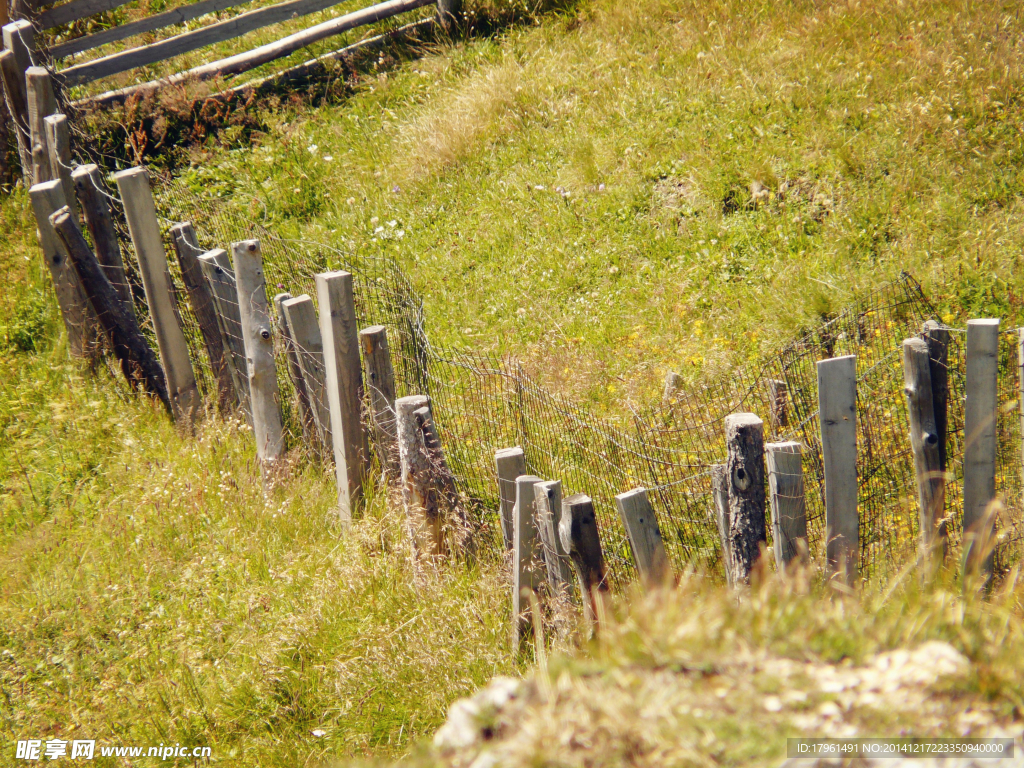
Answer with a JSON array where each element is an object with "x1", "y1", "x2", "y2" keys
[{"x1": 817, "y1": 354, "x2": 858, "y2": 586}]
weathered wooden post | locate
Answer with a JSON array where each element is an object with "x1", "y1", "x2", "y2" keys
[
  {"x1": 2, "y1": 21, "x2": 34, "y2": 78},
  {"x1": 663, "y1": 371, "x2": 683, "y2": 406},
  {"x1": 614, "y1": 486, "x2": 670, "y2": 588},
  {"x1": 765, "y1": 441, "x2": 807, "y2": 569},
  {"x1": 923, "y1": 321, "x2": 950, "y2": 474},
  {"x1": 902, "y1": 337, "x2": 946, "y2": 564},
  {"x1": 494, "y1": 446, "x2": 526, "y2": 549},
  {"x1": 0, "y1": 49, "x2": 30, "y2": 175},
  {"x1": 723, "y1": 413, "x2": 767, "y2": 585},
  {"x1": 817, "y1": 354, "x2": 858, "y2": 586},
  {"x1": 50, "y1": 207, "x2": 170, "y2": 413},
  {"x1": 316, "y1": 270, "x2": 369, "y2": 522},
  {"x1": 963, "y1": 318, "x2": 1000, "y2": 579},
  {"x1": 29, "y1": 179, "x2": 95, "y2": 358},
  {"x1": 232, "y1": 239, "x2": 285, "y2": 467},
  {"x1": 274, "y1": 291, "x2": 317, "y2": 446},
  {"x1": 359, "y1": 325, "x2": 398, "y2": 474},
  {"x1": 115, "y1": 167, "x2": 200, "y2": 423},
  {"x1": 397, "y1": 394, "x2": 442, "y2": 557},
  {"x1": 171, "y1": 222, "x2": 235, "y2": 411},
  {"x1": 198, "y1": 248, "x2": 250, "y2": 419},
  {"x1": 437, "y1": 0, "x2": 462, "y2": 30},
  {"x1": 559, "y1": 493, "x2": 609, "y2": 627},
  {"x1": 711, "y1": 463, "x2": 732, "y2": 587},
  {"x1": 769, "y1": 379, "x2": 789, "y2": 430},
  {"x1": 25, "y1": 67, "x2": 55, "y2": 186},
  {"x1": 281, "y1": 294, "x2": 331, "y2": 453},
  {"x1": 512, "y1": 473, "x2": 543, "y2": 646},
  {"x1": 533, "y1": 479, "x2": 572, "y2": 591},
  {"x1": 72, "y1": 164, "x2": 132, "y2": 312},
  {"x1": 43, "y1": 114, "x2": 77, "y2": 219}
]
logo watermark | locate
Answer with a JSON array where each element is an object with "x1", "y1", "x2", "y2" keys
[{"x1": 16, "y1": 740, "x2": 211, "y2": 761}]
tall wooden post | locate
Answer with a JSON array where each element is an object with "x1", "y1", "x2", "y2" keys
[
  {"x1": 724, "y1": 413, "x2": 767, "y2": 585},
  {"x1": 614, "y1": 486, "x2": 670, "y2": 588},
  {"x1": 43, "y1": 114, "x2": 76, "y2": 219},
  {"x1": 29, "y1": 179, "x2": 95, "y2": 358},
  {"x1": 359, "y1": 324, "x2": 398, "y2": 474},
  {"x1": 534, "y1": 479, "x2": 572, "y2": 591},
  {"x1": 512, "y1": 473, "x2": 543, "y2": 647},
  {"x1": 0, "y1": 49, "x2": 30, "y2": 176},
  {"x1": 765, "y1": 441, "x2": 806, "y2": 569},
  {"x1": 818, "y1": 354, "x2": 858, "y2": 586},
  {"x1": 72, "y1": 164, "x2": 132, "y2": 312},
  {"x1": 316, "y1": 270, "x2": 369, "y2": 521},
  {"x1": 2, "y1": 21, "x2": 34, "y2": 78},
  {"x1": 711, "y1": 463, "x2": 732, "y2": 587},
  {"x1": 273, "y1": 291, "x2": 316, "y2": 448},
  {"x1": 559, "y1": 493, "x2": 609, "y2": 628},
  {"x1": 24, "y1": 66, "x2": 54, "y2": 186},
  {"x1": 923, "y1": 321, "x2": 950, "y2": 474},
  {"x1": 281, "y1": 294, "x2": 331, "y2": 454},
  {"x1": 115, "y1": 167, "x2": 200, "y2": 423},
  {"x1": 232, "y1": 239, "x2": 284, "y2": 466},
  {"x1": 963, "y1": 318, "x2": 999, "y2": 579},
  {"x1": 494, "y1": 446, "x2": 526, "y2": 549},
  {"x1": 902, "y1": 338, "x2": 946, "y2": 564},
  {"x1": 397, "y1": 393, "x2": 442, "y2": 557}
]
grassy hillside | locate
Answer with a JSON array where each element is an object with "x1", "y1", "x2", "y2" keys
[{"x1": 3, "y1": 0, "x2": 1024, "y2": 765}]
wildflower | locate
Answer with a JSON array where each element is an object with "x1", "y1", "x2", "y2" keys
[
  {"x1": 370, "y1": 216, "x2": 379, "y2": 224},
  {"x1": 598, "y1": 183, "x2": 606, "y2": 191},
  {"x1": 323, "y1": 155, "x2": 334, "y2": 162},
  {"x1": 347, "y1": 197, "x2": 355, "y2": 205},
  {"x1": 534, "y1": 185, "x2": 545, "y2": 191},
  {"x1": 388, "y1": 220, "x2": 397, "y2": 227},
  {"x1": 307, "y1": 144, "x2": 318, "y2": 154},
  {"x1": 393, "y1": 185, "x2": 401, "y2": 193},
  {"x1": 609, "y1": 265, "x2": 619, "y2": 274}
]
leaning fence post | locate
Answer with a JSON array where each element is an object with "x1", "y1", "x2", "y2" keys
[
  {"x1": 24, "y1": 67, "x2": 54, "y2": 186},
  {"x1": 817, "y1": 354, "x2": 858, "y2": 586},
  {"x1": 724, "y1": 413, "x2": 767, "y2": 585},
  {"x1": 711, "y1": 464, "x2": 732, "y2": 588},
  {"x1": 281, "y1": 294, "x2": 331, "y2": 455},
  {"x1": 0, "y1": 49, "x2": 30, "y2": 176},
  {"x1": 614, "y1": 486, "x2": 670, "y2": 588},
  {"x1": 72, "y1": 164, "x2": 132, "y2": 313},
  {"x1": 198, "y1": 248, "x2": 250, "y2": 420},
  {"x1": 115, "y1": 167, "x2": 200, "y2": 423},
  {"x1": 171, "y1": 222, "x2": 235, "y2": 412},
  {"x1": 29, "y1": 179, "x2": 96, "y2": 358},
  {"x1": 765, "y1": 441, "x2": 807, "y2": 569},
  {"x1": 902, "y1": 338, "x2": 946, "y2": 565},
  {"x1": 43, "y1": 114, "x2": 76, "y2": 219},
  {"x1": 359, "y1": 325, "x2": 398, "y2": 475},
  {"x1": 533, "y1": 479, "x2": 572, "y2": 592},
  {"x1": 396, "y1": 394, "x2": 442, "y2": 557},
  {"x1": 559, "y1": 493, "x2": 609, "y2": 628},
  {"x1": 273, "y1": 291, "x2": 317, "y2": 448},
  {"x1": 316, "y1": 270, "x2": 369, "y2": 522},
  {"x1": 512, "y1": 473, "x2": 543, "y2": 647},
  {"x1": 494, "y1": 447, "x2": 526, "y2": 549},
  {"x1": 963, "y1": 318, "x2": 1000, "y2": 579},
  {"x1": 233, "y1": 239, "x2": 285, "y2": 468},
  {"x1": 50, "y1": 207, "x2": 170, "y2": 412},
  {"x1": 2, "y1": 21, "x2": 34, "y2": 80},
  {"x1": 769, "y1": 379, "x2": 789, "y2": 430}
]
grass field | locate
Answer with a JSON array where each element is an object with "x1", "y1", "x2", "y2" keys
[{"x1": 4, "y1": 0, "x2": 1024, "y2": 764}]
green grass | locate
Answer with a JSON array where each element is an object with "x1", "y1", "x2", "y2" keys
[{"x1": 5, "y1": 0, "x2": 1024, "y2": 764}]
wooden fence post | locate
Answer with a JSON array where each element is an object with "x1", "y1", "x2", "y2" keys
[
  {"x1": 559, "y1": 493, "x2": 609, "y2": 628},
  {"x1": 817, "y1": 354, "x2": 858, "y2": 586},
  {"x1": 50, "y1": 207, "x2": 170, "y2": 413},
  {"x1": 512, "y1": 473, "x2": 543, "y2": 646},
  {"x1": 724, "y1": 413, "x2": 767, "y2": 585},
  {"x1": 281, "y1": 294, "x2": 331, "y2": 454},
  {"x1": 0, "y1": 49, "x2": 30, "y2": 176},
  {"x1": 494, "y1": 446, "x2": 526, "y2": 549},
  {"x1": 902, "y1": 338, "x2": 946, "y2": 565},
  {"x1": 316, "y1": 270, "x2": 369, "y2": 522},
  {"x1": 171, "y1": 222, "x2": 235, "y2": 411},
  {"x1": 769, "y1": 379, "x2": 789, "y2": 430},
  {"x1": 197, "y1": 247, "x2": 250, "y2": 419},
  {"x1": 923, "y1": 320, "x2": 950, "y2": 474},
  {"x1": 663, "y1": 370, "x2": 682, "y2": 406},
  {"x1": 232, "y1": 239, "x2": 284, "y2": 467},
  {"x1": 71, "y1": 163, "x2": 133, "y2": 312},
  {"x1": 533, "y1": 479, "x2": 572, "y2": 591},
  {"x1": 24, "y1": 67, "x2": 54, "y2": 186},
  {"x1": 359, "y1": 324, "x2": 398, "y2": 474},
  {"x1": 273, "y1": 291, "x2": 317, "y2": 447},
  {"x1": 29, "y1": 179, "x2": 96, "y2": 359},
  {"x1": 765, "y1": 441, "x2": 806, "y2": 569},
  {"x1": 43, "y1": 114, "x2": 76, "y2": 219},
  {"x1": 437, "y1": 0, "x2": 461, "y2": 29},
  {"x1": 2, "y1": 21, "x2": 34, "y2": 80},
  {"x1": 963, "y1": 318, "x2": 1000, "y2": 579},
  {"x1": 711, "y1": 463, "x2": 732, "y2": 587},
  {"x1": 397, "y1": 393, "x2": 441, "y2": 556},
  {"x1": 614, "y1": 486, "x2": 670, "y2": 588},
  {"x1": 114, "y1": 166, "x2": 200, "y2": 423}
]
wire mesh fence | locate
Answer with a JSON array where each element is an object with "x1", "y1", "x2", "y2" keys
[{"x1": 40, "y1": 154, "x2": 1024, "y2": 586}]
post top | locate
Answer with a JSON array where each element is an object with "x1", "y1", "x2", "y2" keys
[
  {"x1": 967, "y1": 318, "x2": 1000, "y2": 327},
  {"x1": 70, "y1": 163, "x2": 99, "y2": 178},
  {"x1": 515, "y1": 474, "x2": 542, "y2": 486},
  {"x1": 396, "y1": 394, "x2": 429, "y2": 407},
  {"x1": 25, "y1": 65, "x2": 49, "y2": 77},
  {"x1": 29, "y1": 178, "x2": 63, "y2": 195},
  {"x1": 615, "y1": 486, "x2": 647, "y2": 502},
  {"x1": 903, "y1": 336, "x2": 929, "y2": 352},
  {"x1": 113, "y1": 166, "x2": 148, "y2": 181},
  {"x1": 231, "y1": 239, "x2": 260, "y2": 255},
  {"x1": 564, "y1": 493, "x2": 593, "y2": 507},
  {"x1": 273, "y1": 292, "x2": 292, "y2": 304},
  {"x1": 817, "y1": 354, "x2": 856, "y2": 367},
  {"x1": 43, "y1": 113, "x2": 66, "y2": 126},
  {"x1": 359, "y1": 324, "x2": 386, "y2": 336},
  {"x1": 315, "y1": 270, "x2": 353, "y2": 282},
  {"x1": 765, "y1": 440, "x2": 802, "y2": 452},
  {"x1": 3, "y1": 19, "x2": 33, "y2": 31},
  {"x1": 281, "y1": 293, "x2": 312, "y2": 307},
  {"x1": 495, "y1": 446, "x2": 525, "y2": 459},
  {"x1": 724, "y1": 412, "x2": 763, "y2": 429},
  {"x1": 534, "y1": 478, "x2": 562, "y2": 492},
  {"x1": 197, "y1": 248, "x2": 227, "y2": 262}
]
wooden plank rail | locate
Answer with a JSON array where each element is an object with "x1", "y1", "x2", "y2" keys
[
  {"x1": 59, "y1": 0, "x2": 435, "y2": 86},
  {"x1": 39, "y1": 0, "x2": 136, "y2": 33}
]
